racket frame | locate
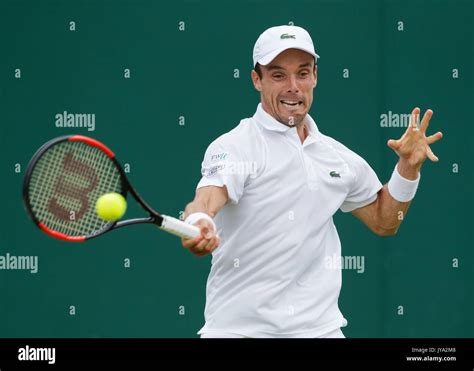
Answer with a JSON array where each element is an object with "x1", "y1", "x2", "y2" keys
[{"x1": 23, "y1": 135, "x2": 175, "y2": 242}]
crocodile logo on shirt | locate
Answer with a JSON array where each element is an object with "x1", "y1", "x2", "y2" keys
[{"x1": 330, "y1": 171, "x2": 341, "y2": 178}]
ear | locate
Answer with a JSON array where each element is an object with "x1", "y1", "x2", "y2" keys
[{"x1": 251, "y1": 70, "x2": 262, "y2": 92}]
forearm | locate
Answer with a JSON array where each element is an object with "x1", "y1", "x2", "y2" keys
[
  {"x1": 377, "y1": 159, "x2": 420, "y2": 234},
  {"x1": 183, "y1": 186, "x2": 228, "y2": 219},
  {"x1": 184, "y1": 198, "x2": 215, "y2": 218},
  {"x1": 182, "y1": 186, "x2": 227, "y2": 255},
  {"x1": 376, "y1": 183, "x2": 412, "y2": 235}
]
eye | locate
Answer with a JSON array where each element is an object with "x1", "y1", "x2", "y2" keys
[
  {"x1": 272, "y1": 73, "x2": 284, "y2": 80},
  {"x1": 300, "y1": 71, "x2": 309, "y2": 77}
]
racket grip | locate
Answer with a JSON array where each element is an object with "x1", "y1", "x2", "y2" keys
[{"x1": 160, "y1": 215, "x2": 201, "y2": 239}]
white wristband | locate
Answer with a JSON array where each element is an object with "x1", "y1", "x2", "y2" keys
[
  {"x1": 387, "y1": 164, "x2": 420, "y2": 202},
  {"x1": 184, "y1": 212, "x2": 216, "y2": 231}
]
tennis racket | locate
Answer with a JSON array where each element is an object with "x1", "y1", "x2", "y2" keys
[{"x1": 22, "y1": 135, "x2": 200, "y2": 242}]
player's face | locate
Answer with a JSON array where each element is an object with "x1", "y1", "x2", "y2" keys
[{"x1": 252, "y1": 49, "x2": 317, "y2": 127}]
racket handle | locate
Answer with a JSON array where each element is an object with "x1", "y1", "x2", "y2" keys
[{"x1": 160, "y1": 215, "x2": 201, "y2": 239}]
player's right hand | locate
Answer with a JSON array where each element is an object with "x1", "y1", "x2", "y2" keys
[{"x1": 181, "y1": 218, "x2": 220, "y2": 256}]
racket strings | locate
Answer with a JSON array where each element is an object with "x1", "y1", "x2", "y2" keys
[{"x1": 28, "y1": 141, "x2": 123, "y2": 237}]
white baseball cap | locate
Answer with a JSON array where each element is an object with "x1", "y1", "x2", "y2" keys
[{"x1": 253, "y1": 25, "x2": 320, "y2": 67}]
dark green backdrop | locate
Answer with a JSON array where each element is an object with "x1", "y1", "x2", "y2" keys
[{"x1": 1, "y1": 0, "x2": 472, "y2": 338}]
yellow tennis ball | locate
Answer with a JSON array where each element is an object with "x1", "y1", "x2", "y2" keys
[{"x1": 95, "y1": 193, "x2": 127, "y2": 221}]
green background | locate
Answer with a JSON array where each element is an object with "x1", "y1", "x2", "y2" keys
[{"x1": 0, "y1": 0, "x2": 472, "y2": 338}]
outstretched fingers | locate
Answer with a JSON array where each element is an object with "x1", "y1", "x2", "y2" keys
[
  {"x1": 408, "y1": 107, "x2": 421, "y2": 132},
  {"x1": 426, "y1": 131, "x2": 443, "y2": 145},
  {"x1": 419, "y1": 109, "x2": 433, "y2": 134},
  {"x1": 426, "y1": 146, "x2": 439, "y2": 162}
]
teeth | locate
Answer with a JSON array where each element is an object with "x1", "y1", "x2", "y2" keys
[{"x1": 282, "y1": 100, "x2": 298, "y2": 105}]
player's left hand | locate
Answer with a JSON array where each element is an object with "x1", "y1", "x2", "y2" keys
[{"x1": 387, "y1": 107, "x2": 443, "y2": 172}]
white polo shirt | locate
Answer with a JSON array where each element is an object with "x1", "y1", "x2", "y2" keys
[{"x1": 196, "y1": 103, "x2": 383, "y2": 338}]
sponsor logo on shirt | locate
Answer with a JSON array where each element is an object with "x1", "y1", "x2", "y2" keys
[
  {"x1": 202, "y1": 160, "x2": 258, "y2": 177},
  {"x1": 210, "y1": 152, "x2": 228, "y2": 162},
  {"x1": 329, "y1": 171, "x2": 341, "y2": 178},
  {"x1": 202, "y1": 164, "x2": 225, "y2": 177}
]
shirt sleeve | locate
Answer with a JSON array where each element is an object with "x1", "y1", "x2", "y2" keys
[
  {"x1": 340, "y1": 154, "x2": 383, "y2": 213},
  {"x1": 196, "y1": 137, "x2": 248, "y2": 204}
]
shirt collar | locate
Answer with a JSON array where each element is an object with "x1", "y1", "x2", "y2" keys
[{"x1": 253, "y1": 103, "x2": 321, "y2": 142}]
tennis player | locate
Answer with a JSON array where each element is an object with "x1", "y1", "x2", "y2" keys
[{"x1": 181, "y1": 25, "x2": 443, "y2": 338}]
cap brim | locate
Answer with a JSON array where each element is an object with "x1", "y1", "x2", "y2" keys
[{"x1": 256, "y1": 46, "x2": 320, "y2": 66}]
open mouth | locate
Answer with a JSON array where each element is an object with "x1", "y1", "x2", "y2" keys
[{"x1": 280, "y1": 100, "x2": 303, "y2": 107}]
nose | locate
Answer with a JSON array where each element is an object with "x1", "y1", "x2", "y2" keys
[{"x1": 286, "y1": 74, "x2": 299, "y2": 93}]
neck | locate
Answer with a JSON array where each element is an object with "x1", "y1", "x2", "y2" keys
[
  {"x1": 296, "y1": 119, "x2": 309, "y2": 144},
  {"x1": 260, "y1": 102, "x2": 309, "y2": 143}
]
